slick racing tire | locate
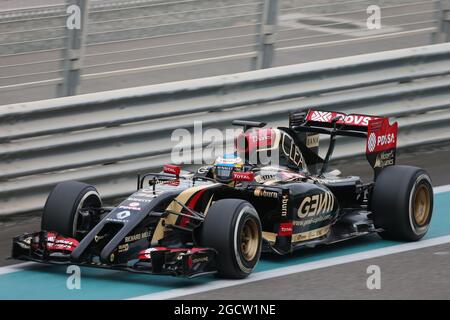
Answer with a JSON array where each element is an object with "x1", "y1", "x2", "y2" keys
[
  {"x1": 41, "y1": 181, "x2": 102, "y2": 239},
  {"x1": 200, "y1": 199, "x2": 262, "y2": 279},
  {"x1": 371, "y1": 165, "x2": 433, "y2": 241}
]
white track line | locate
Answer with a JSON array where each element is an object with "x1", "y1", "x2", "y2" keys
[
  {"x1": 131, "y1": 235, "x2": 450, "y2": 300},
  {"x1": 434, "y1": 184, "x2": 450, "y2": 194},
  {"x1": 0, "y1": 262, "x2": 37, "y2": 276}
]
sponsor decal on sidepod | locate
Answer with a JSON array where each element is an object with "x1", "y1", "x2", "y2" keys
[{"x1": 297, "y1": 191, "x2": 334, "y2": 218}]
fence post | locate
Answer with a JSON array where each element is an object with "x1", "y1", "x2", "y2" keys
[
  {"x1": 433, "y1": 0, "x2": 450, "y2": 43},
  {"x1": 443, "y1": 0, "x2": 450, "y2": 42},
  {"x1": 431, "y1": 0, "x2": 442, "y2": 43},
  {"x1": 58, "y1": 0, "x2": 89, "y2": 97},
  {"x1": 255, "y1": 0, "x2": 279, "y2": 69}
]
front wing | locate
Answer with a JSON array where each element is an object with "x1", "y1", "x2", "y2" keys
[{"x1": 12, "y1": 231, "x2": 217, "y2": 278}]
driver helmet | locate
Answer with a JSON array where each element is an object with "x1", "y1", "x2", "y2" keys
[{"x1": 213, "y1": 153, "x2": 244, "y2": 184}]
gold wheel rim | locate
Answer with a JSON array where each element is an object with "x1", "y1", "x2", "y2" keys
[
  {"x1": 240, "y1": 218, "x2": 259, "y2": 261},
  {"x1": 413, "y1": 185, "x2": 431, "y2": 226}
]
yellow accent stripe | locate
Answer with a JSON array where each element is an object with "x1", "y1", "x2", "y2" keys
[
  {"x1": 291, "y1": 225, "x2": 331, "y2": 243},
  {"x1": 151, "y1": 183, "x2": 219, "y2": 245},
  {"x1": 203, "y1": 195, "x2": 214, "y2": 216},
  {"x1": 262, "y1": 231, "x2": 277, "y2": 244}
]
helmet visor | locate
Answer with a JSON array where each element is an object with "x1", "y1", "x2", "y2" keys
[{"x1": 214, "y1": 165, "x2": 233, "y2": 182}]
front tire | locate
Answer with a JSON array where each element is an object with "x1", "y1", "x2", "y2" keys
[
  {"x1": 200, "y1": 199, "x2": 262, "y2": 279},
  {"x1": 41, "y1": 181, "x2": 102, "y2": 239},
  {"x1": 371, "y1": 165, "x2": 433, "y2": 241}
]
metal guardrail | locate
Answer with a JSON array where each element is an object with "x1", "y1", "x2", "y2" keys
[{"x1": 1, "y1": 43, "x2": 450, "y2": 216}]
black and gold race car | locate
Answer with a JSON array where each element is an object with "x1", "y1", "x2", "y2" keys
[{"x1": 12, "y1": 109, "x2": 434, "y2": 279}]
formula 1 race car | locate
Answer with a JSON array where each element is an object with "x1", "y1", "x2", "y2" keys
[{"x1": 12, "y1": 109, "x2": 434, "y2": 279}]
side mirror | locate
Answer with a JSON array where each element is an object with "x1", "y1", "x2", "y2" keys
[{"x1": 163, "y1": 164, "x2": 181, "y2": 177}]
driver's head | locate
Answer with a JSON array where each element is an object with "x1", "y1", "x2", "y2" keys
[{"x1": 213, "y1": 154, "x2": 244, "y2": 184}]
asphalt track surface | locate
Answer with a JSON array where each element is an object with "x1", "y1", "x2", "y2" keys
[{"x1": 0, "y1": 142, "x2": 449, "y2": 299}]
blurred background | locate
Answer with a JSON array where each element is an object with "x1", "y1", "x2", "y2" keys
[{"x1": 0, "y1": 0, "x2": 446, "y2": 104}]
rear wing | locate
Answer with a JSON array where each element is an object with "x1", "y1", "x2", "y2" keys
[
  {"x1": 299, "y1": 109, "x2": 380, "y2": 134},
  {"x1": 289, "y1": 109, "x2": 398, "y2": 175}
]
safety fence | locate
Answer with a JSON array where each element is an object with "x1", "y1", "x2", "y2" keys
[
  {"x1": 0, "y1": 43, "x2": 450, "y2": 215},
  {"x1": 0, "y1": 0, "x2": 449, "y2": 104}
]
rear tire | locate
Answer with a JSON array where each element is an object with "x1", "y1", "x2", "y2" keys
[
  {"x1": 200, "y1": 199, "x2": 262, "y2": 279},
  {"x1": 371, "y1": 165, "x2": 433, "y2": 241},
  {"x1": 41, "y1": 181, "x2": 102, "y2": 239}
]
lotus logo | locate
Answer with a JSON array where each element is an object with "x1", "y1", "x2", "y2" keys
[{"x1": 116, "y1": 210, "x2": 131, "y2": 220}]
